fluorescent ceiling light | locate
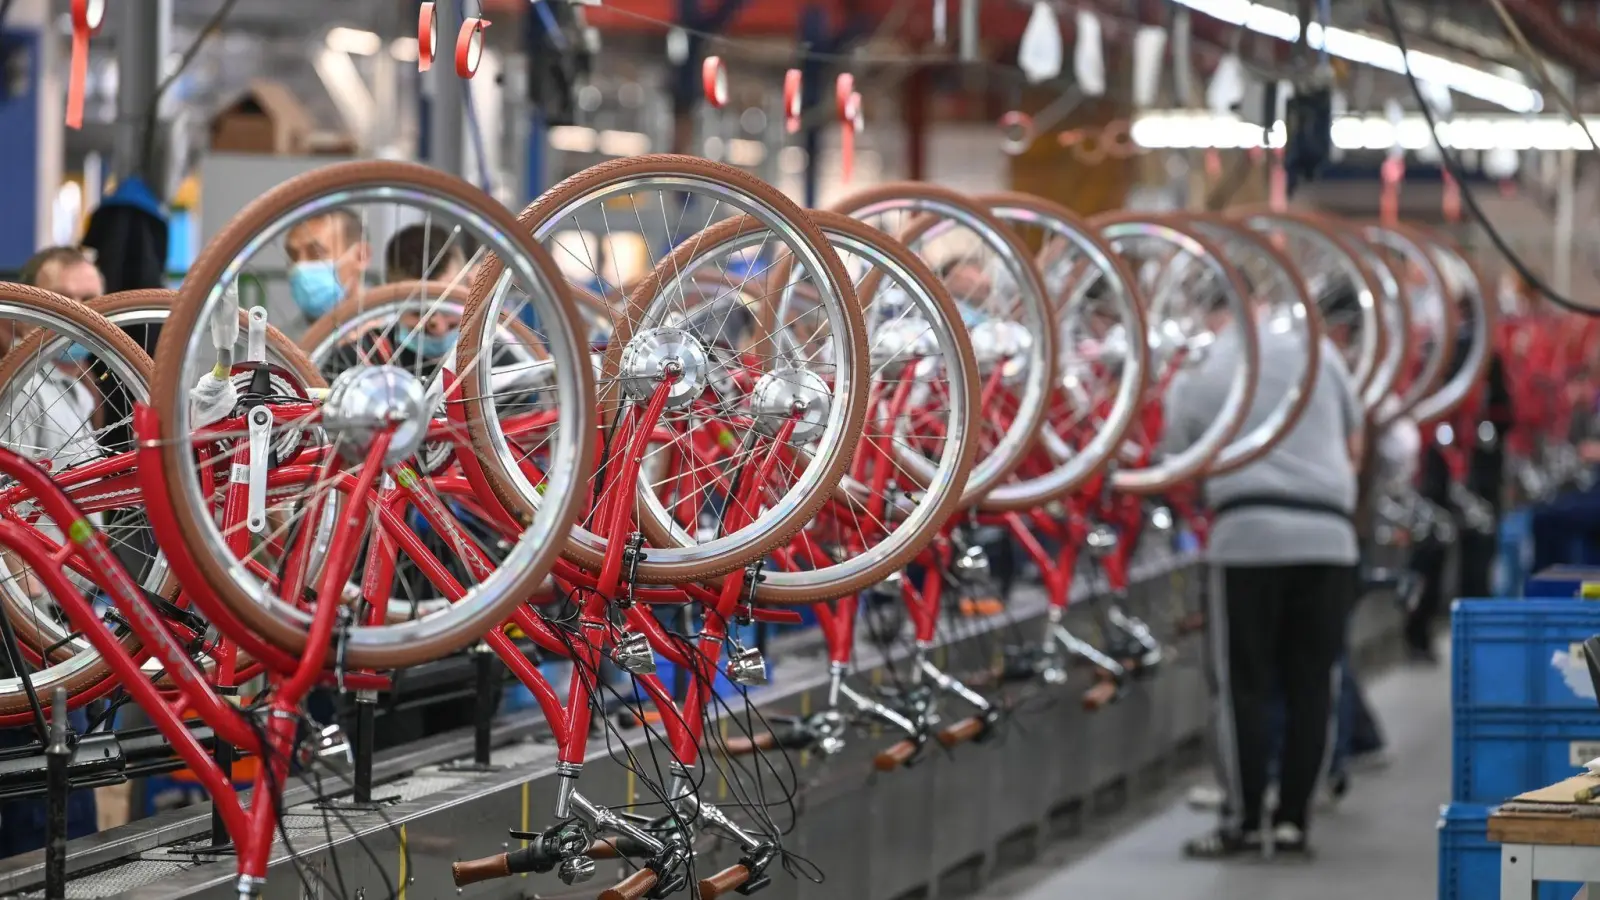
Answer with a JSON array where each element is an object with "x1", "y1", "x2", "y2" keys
[
  {"x1": 728, "y1": 138, "x2": 766, "y2": 167},
  {"x1": 549, "y1": 125, "x2": 599, "y2": 153},
  {"x1": 1130, "y1": 111, "x2": 1594, "y2": 151},
  {"x1": 326, "y1": 27, "x2": 381, "y2": 57},
  {"x1": 598, "y1": 130, "x2": 651, "y2": 156},
  {"x1": 1170, "y1": 0, "x2": 1541, "y2": 113}
]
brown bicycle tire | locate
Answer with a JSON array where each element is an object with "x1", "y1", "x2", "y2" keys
[
  {"x1": 978, "y1": 191, "x2": 1150, "y2": 510},
  {"x1": 1173, "y1": 212, "x2": 1323, "y2": 477},
  {"x1": 151, "y1": 161, "x2": 594, "y2": 670},
  {"x1": 689, "y1": 210, "x2": 979, "y2": 604},
  {"x1": 462, "y1": 154, "x2": 859, "y2": 583},
  {"x1": 826, "y1": 182, "x2": 1058, "y2": 510}
]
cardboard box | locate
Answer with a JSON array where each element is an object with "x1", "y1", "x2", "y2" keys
[{"x1": 209, "y1": 79, "x2": 315, "y2": 155}]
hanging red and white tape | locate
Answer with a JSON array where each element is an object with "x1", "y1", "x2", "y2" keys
[
  {"x1": 1269, "y1": 148, "x2": 1288, "y2": 212},
  {"x1": 456, "y1": 17, "x2": 490, "y2": 79},
  {"x1": 702, "y1": 56, "x2": 728, "y2": 108},
  {"x1": 783, "y1": 69, "x2": 802, "y2": 134},
  {"x1": 418, "y1": 2, "x2": 437, "y2": 72},
  {"x1": 837, "y1": 74, "x2": 859, "y2": 183},
  {"x1": 1379, "y1": 153, "x2": 1405, "y2": 227},
  {"x1": 67, "y1": 0, "x2": 105, "y2": 130}
]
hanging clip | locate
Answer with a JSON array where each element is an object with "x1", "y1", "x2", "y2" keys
[
  {"x1": 334, "y1": 605, "x2": 355, "y2": 694},
  {"x1": 67, "y1": 0, "x2": 106, "y2": 130},
  {"x1": 739, "y1": 560, "x2": 765, "y2": 621},
  {"x1": 620, "y1": 532, "x2": 645, "y2": 607}
]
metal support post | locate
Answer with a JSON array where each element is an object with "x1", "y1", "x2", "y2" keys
[
  {"x1": 114, "y1": 0, "x2": 172, "y2": 191},
  {"x1": 429, "y1": 4, "x2": 466, "y2": 177},
  {"x1": 44, "y1": 687, "x2": 68, "y2": 900},
  {"x1": 352, "y1": 692, "x2": 376, "y2": 804},
  {"x1": 211, "y1": 738, "x2": 233, "y2": 847}
]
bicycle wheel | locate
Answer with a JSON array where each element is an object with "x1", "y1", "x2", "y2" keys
[
  {"x1": 0, "y1": 285, "x2": 161, "y2": 716},
  {"x1": 1360, "y1": 223, "x2": 1458, "y2": 424},
  {"x1": 149, "y1": 161, "x2": 596, "y2": 670},
  {"x1": 1409, "y1": 228, "x2": 1497, "y2": 425},
  {"x1": 979, "y1": 192, "x2": 1148, "y2": 509},
  {"x1": 1176, "y1": 213, "x2": 1321, "y2": 476},
  {"x1": 1235, "y1": 211, "x2": 1388, "y2": 410},
  {"x1": 461, "y1": 154, "x2": 865, "y2": 583},
  {"x1": 658, "y1": 210, "x2": 980, "y2": 603},
  {"x1": 829, "y1": 182, "x2": 1056, "y2": 510},
  {"x1": 1091, "y1": 213, "x2": 1259, "y2": 494}
]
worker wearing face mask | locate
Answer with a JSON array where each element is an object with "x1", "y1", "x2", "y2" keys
[
  {"x1": 284, "y1": 209, "x2": 370, "y2": 327},
  {"x1": 385, "y1": 223, "x2": 469, "y2": 361}
]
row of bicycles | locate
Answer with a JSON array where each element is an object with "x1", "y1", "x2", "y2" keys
[{"x1": 0, "y1": 152, "x2": 1587, "y2": 900}]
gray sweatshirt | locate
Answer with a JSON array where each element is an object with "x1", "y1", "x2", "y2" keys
[{"x1": 1162, "y1": 326, "x2": 1362, "y2": 567}]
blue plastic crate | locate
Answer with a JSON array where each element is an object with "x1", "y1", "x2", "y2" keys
[
  {"x1": 1439, "y1": 803, "x2": 1578, "y2": 900},
  {"x1": 1452, "y1": 599, "x2": 1600, "y2": 714},
  {"x1": 1453, "y1": 707, "x2": 1600, "y2": 803},
  {"x1": 1525, "y1": 566, "x2": 1600, "y2": 599}
]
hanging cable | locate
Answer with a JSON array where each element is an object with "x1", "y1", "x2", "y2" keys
[{"x1": 1378, "y1": 0, "x2": 1600, "y2": 317}]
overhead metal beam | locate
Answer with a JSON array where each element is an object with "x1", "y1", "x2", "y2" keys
[{"x1": 429, "y1": 5, "x2": 467, "y2": 177}]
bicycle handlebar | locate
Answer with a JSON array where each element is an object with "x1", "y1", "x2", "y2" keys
[
  {"x1": 598, "y1": 867, "x2": 658, "y2": 900},
  {"x1": 697, "y1": 863, "x2": 751, "y2": 900},
  {"x1": 936, "y1": 716, "x2": 987, "y2": 748},
  {"x1": 873, "y1": 738, "x2": 918, "y2": 771}
]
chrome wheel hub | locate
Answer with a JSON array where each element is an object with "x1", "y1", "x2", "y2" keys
[
  {"x1": 619, "y1": 326, "x2": 711, "y2": 409},
  {"x1": 322, "y1": 365, "x2": 430, "y2": 466}
]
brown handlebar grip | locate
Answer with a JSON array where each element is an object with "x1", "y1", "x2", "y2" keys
[
  {"x1": 587, "y1": 838, "x2": 622, "y2": 860},
  {"x1": 873, "y1": 739, "x2": 918, "y2": 771},
  {"x1": 452, "y1": 854, "x2": 511, "y2": 887},
  {"x1": 723, "y1": 732, "x2": 777, "y2": 756},
  {"x1": 1082, "y1": 679, "x2": 1119, "y2": 711},
  {"x1": 697, "y1": 864, "x2": 751, "y2": 900},
  {"x1": 936, "y1": 716, "x2": 985, "y2": 748},
  {"x1": 598, "y1": 868, "x2": 658, "y2": 900}
]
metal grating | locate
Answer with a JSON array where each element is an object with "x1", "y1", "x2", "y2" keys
[{"x1": 67, "y1": 861, "x2": 195, "y2": 899}]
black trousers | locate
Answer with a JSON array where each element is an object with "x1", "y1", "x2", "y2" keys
[
  {"x1": 1405, "y1": 534, "x2": 1449, "y2": 652},
  {"x1": 1208, "y1": 563, "x2": 1352, "y2": 834}
]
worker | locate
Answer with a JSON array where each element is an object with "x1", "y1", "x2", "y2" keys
[
  {"x1": 384, "y1": 222, "x2": 471, "y2": 360},
  {"x1": 284, "y1": 208, "x2": 369, "y2": 326},
  {"x1": 1164, "y1": 278, "x2": 1363, "y2": 859},
  {"x1": 0, "y1": 247, "x2": 110, "y2": 855}
]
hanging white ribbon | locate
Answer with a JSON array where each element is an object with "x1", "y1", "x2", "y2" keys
[
  {"x1": 1206, "y1": 53, "x2": 1245, "y2": 114},
  {"x1": 1019, "y1": 2, "x2": 1063, "y2": 84},
  {"x1": 1074, "y1": 10, "x2": 1105, "y2": 97},
  {"x1": 1132, "y1": 26, "x2": 1167, "y2": 108}
]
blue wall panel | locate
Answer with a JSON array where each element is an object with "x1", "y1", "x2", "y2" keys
[{"x1": 0, "y1": 31, "x2": 40, "y2": 270}]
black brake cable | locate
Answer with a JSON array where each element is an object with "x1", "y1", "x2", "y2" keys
[{"x1": 1377, "y1": 0, "x2": 1600, "y2": 318}]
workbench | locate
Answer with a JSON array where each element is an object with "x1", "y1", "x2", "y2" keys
[{"x1": 1491, "y1": 775, "x2": 1600, "y2": 898}]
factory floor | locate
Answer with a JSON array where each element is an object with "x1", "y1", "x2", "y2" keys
[{"x1": 976, "y1": 653, "x2": 1449, "y2": 900}]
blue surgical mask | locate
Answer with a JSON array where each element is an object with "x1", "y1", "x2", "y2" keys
[
  {"x1": 397, "y1": 326, "x2": 459, "y2": 359},
  {"x1": 288, "y1": 261, "x2": 345, "y2": 319},
  {"x1": 60, "y1": 343, "x2": 91, "y2": 363}
]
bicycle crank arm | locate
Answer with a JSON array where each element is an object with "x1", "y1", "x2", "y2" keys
[
  {"x1": 915, "y1": 657, "x2": 993, "y2": 714},
  {"x1": 1050, "y1": 623, "x2": 1126, "y2": 680},
  {"x1": 1106, "y1": 605, "x2": 1164, "y2": 673}
]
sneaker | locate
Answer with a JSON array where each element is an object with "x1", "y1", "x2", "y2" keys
[
  {"x1": 1268, "y1": 823, "x2": 1312, "y2": 858},
  {"x1": 1183, "y1": 828, "x2": 1262, "y2": 860},
  {"x1": 1186, "y1": 784, "x2": 1226, "y2": 811}
]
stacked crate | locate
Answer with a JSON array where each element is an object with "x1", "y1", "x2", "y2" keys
[{"x1": 1440, "y1": 598, "x2": 1600, "y2": 899}]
